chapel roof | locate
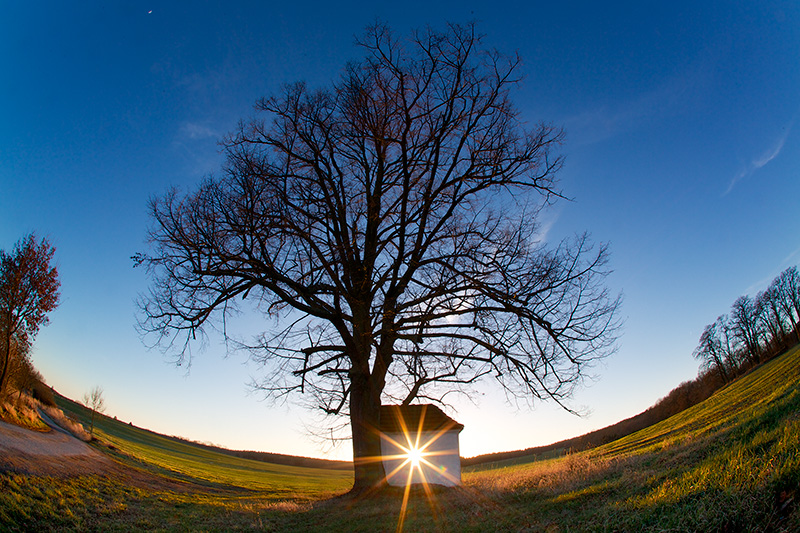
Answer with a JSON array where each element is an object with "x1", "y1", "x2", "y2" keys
[{"x1": 379, "y1": 404, "x2": 464, "y2": 434}]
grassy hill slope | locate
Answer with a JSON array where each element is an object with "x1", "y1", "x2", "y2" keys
[
  {"x1": 57, "y1": 394, "x2": 352, "y2": 471},
  {"x1": 53, "y1": 394, "x2": 353, "y2": 497},
  {"x1": 2, "y1": 345, "x2": 799, "y2": 531},
  {"x1": 456, "y1": 344, "x2": 800, "y2": 531}
]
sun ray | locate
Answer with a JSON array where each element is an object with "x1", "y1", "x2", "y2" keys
[{"x1": 378, "y1": 405, "x2": 465, "y2": 532}]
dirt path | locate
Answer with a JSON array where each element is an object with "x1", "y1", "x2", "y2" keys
[
  {"x1": 0, "y1": 416, "x2": 244, "y2": 493},
  {"x1": 0, "y1": 417, "x2": 119, "y2": 477}
]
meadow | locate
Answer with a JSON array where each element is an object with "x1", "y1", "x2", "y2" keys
[{"x1": 2, "y1": 345, "x2": 799, "y2": 531}]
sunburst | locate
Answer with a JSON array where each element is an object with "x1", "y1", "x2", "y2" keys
[
  {"x1": 376, "y1": 408, "x2": 462, "y2": 532},
  {"x1": 406, "y1": 444, "x2": 423, "y2": 468}
]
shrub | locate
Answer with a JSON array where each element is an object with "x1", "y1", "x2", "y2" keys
[
  {"x1": 39, "y1": 404, "x2": 91, "y2": 442},
  {"x1": 31, "y1": 381, "x2": 55, "y2": 406}
]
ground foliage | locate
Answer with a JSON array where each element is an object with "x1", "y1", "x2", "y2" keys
[{"x1": 1, "y1": 345, "x2": 799, "y2": 531}]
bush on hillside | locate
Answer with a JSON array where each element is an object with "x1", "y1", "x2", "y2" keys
[
  {"x1": 31, "y1": 380, "x2": 56, "y2": 406},
  {"x1": 0, "y1": 388, "x2": 49, "y2": 431},
  {"x1": 39, "y1": 404, "x2": 91, "y2": 442}
]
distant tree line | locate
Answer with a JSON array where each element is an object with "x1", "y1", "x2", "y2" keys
[
  {"x1": 694, "y1": 266, "x2": 800, "y2": 385},
  {"x1": 464, "y1": 369, "x2": 736, "y2": 466},
  {"x1": 465, "y1": 265, "x2": 800, "y2": 466}
]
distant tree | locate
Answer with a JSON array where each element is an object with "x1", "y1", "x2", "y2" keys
[
  {"x1": 30, "y1": 373, "x2": 56, "y2": 407},
  {"x1": 729, "y1": 295, "x2": 764, "y2": 366},
  {"x1": 715, "y1": 314, "x2": 740, "y2": 371},
  {"x1": 82, "y1": 386, "x2": 105, "y2": 438},
  {"x1": 774, "y1": 266, "x2": 800, "y2": 344},
  {"x1": 694, "y1": 319, "x2": 731, "y2": 384},
  {"x1": 755, "y1": 284, "x2": 789, "y2": 356},
  {"x1": 137, "y1": 23, "x2": 621, "y2": 491},
  {"x1": 0, "y1": 234, "x2": 60, "y2": 398}
]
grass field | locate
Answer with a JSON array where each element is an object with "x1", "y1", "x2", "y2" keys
[
  {"x1": 53, "y1": 395, "x2": 352, "y2": 498},
  {"x1": 2, "y1": 345, "x2": 799, "y2": 531}
]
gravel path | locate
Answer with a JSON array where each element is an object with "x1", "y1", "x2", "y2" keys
[
  {"x1": 0, "y1": 416, "x2": 118, "y2": 476},
  {"x1": 0, "y1": 415, "x2": 229, "y2": 492},
  {"x1": 0, "y1": 418, "x2": 95, "y2": 457}
]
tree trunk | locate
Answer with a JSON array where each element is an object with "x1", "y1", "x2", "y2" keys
[
  {"x1": 349, "y1": 375, "x2": 386, "y2": 493},
  {"x1": 0, "y1": 332, "x2": 11, "y2": 397},
  {"x1": 713, "y1": 353, "x2": 730, "y2": 384}
]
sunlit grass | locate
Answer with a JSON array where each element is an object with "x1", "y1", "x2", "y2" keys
[
  {"x1": 2, "y1": 345, "x2": 799, "y2": 531},
  {"x1": 55, "y1": 395, "x2": 352, "y2": 498},
  {"x1": 0, "y1": 473, "x2": 316, "y2": 531},
  {"x1": 0, "y1": 391, "x2": 50, "y2": 432},
  {"x1": 458, "y1": 344, "x2": 800, "y2": 531}
]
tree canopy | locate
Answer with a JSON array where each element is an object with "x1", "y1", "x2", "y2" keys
[
  {"x1": 137, "y1": 23, "x2": 621, "y2": 491},
  {"x1": 0, "y1": 233, "x2": 60, "y2": 398},
  {"x1": 694, "y1": 265, "x2": 800, "y2": 383}
]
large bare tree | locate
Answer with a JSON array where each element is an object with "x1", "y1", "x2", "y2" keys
[{"x1": 137, "y1": 23, "x2": 621, "y2": 491}]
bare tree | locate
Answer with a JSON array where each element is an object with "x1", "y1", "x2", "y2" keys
[
  {"x1": 730, "y1": 295, "x2": 764, "y2": 366},
  {"x1": 136, "y1": 23, "x2": 621, "y2": 491},
  {"x1": 7, "y1": 341, "x2": 35, "y2": 401},
  {"x1": 775, "y1": 266, "x2": 800, "y2": 344},
  {"x1": 716, "y1": 314, "x2": 740, "y2": 371},
  {"x1": 82, "y1": 386, "x2": 105, "y2": 439},
  {"x1": 756, "y1": 284, "x2": 790, "y2": 356},
  {"x1": 693, "y1": 318, "x2": 731, "y2": 384},
  {"x1": 0, "y1": 234, "x2": 60, "y2": 398}
]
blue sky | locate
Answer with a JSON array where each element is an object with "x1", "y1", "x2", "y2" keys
[{"x1": 2, "y1": 1, "x2": 798, "y2": 459}]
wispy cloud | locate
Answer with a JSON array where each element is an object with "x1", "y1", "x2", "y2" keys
[
  {"x1": 533, "y1": 207, "x2": 560, "y2": 244},
  {"x1": 562, "y1": 49, "x2": 714, "y2": 147},
  {"x1": 172, "y1": 121, "x2": 226, "y2": 176},
  {"x1": 753, "y1": 135, "x2": 787, "y2": 168},
  {"x1": 744, "y1": 247, "x2": 800, "y2": 296},
  {"x1": 179, "y1": 122, "x2": 219, "y2": 140},
  {"x1": 780, "y1": 246, "x2": 800, "y2": 269},
  {"x1": 563, "y1": 80, "x2": 688, "y2": 146},
  {"x1": 725, "y1": 122, "x2": 793, "y2": 195}
]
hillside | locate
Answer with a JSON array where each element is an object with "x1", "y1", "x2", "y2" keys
[
  {"x1": 55, "y1": 393, "x2": 351, "y2": 471},
  {"x1": 462, "y1": 392, "x2": 710, "y2": 468},
  {"x1": 1, "y1": 345, "x2": 798, "y2": 530},
  {"x1": 452, "y1": 343, "x2": 800, "y2": 531},
  {"x1": 465, "y1": 343, "x2": 799, "y2": 468},
  {"x1": 51, "y1": 394, "x2": 353, "y2": 497}
]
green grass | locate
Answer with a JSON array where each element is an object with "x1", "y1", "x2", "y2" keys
[
  {"x1": 55, "y1": 395, "x2": 353, "y2": 498},
  {"x1": 460, "y1": 344, "x2": 800, "y2": 531},
  {"x1": 2, "y1": 346, "x2": 800, "y2": 531}
]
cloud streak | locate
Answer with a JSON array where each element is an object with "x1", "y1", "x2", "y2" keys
[
  {"x1": 725, "y1": 122, "x2": 793, "y2": 195},
  {"x1": 563, "y1": 77, "x2": 692, "y2": 147},
  {"x1": 562, "y1": 47, "x2": 716, "y2": 147},
  {"x1": 179, "y1": 122, "x2": 218, "y2": 141}
]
